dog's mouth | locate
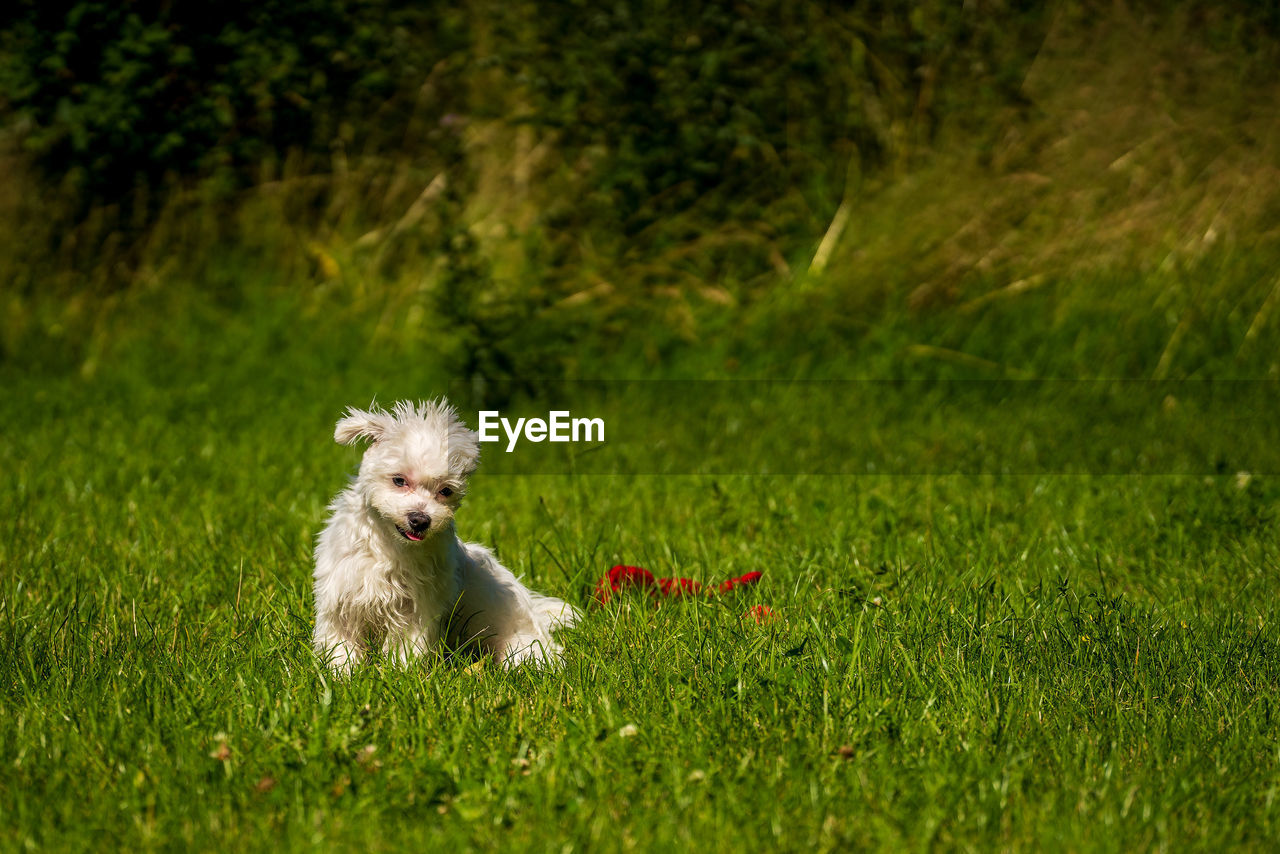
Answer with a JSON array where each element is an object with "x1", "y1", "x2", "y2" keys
[{"x1": 396, "y1": 525, "x2": 424, "y2": 543}]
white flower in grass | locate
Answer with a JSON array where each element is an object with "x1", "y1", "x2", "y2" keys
[{"x1": 618, "y1": 724, "x2": 639, "y2": 738}]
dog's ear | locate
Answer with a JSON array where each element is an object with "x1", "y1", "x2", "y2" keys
[
  {"x1": 334, "y1": 407, "x2": 393, "y2": 446},
  {"x1": 447, "y1": 418, "x2": 481, "y2": 477}
]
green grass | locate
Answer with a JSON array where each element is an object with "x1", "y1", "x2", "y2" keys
[{"x1": 2, "y1": 290, "x2": 1279, "y2": 851}]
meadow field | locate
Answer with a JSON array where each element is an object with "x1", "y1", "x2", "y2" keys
[
  {"x1": 2, "y1": 290, "x2": 1278, "y2": 850},
  {"x1": 3, "y1": 1, "x2": 1280, "y2": 850}
]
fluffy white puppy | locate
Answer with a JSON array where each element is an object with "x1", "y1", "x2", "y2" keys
[{"x1": 313, "y1": 399, "x2": 578, "y2": 672}]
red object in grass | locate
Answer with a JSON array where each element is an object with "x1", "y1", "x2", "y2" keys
[
  {"x1": 717, "y1": 571, "x2": 762, "y2": 594},
  {"x1": 594, "y1": 565, "x2": 656, "y2": 603},
  {"x1": 593, "y1": 564, "x2": 766, "y2": 607},
  {"x1": 743, "y1": 605, "x2": 777, "y2": 624}
]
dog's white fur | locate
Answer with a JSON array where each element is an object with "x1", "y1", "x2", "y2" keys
[{"x1": 313, "y1": 399, "x2": 578, "y2": 672}]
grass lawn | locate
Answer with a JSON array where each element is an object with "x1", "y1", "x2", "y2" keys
[{"x1": 2, "y1": 293, "x2": 1278, "y2": 852}]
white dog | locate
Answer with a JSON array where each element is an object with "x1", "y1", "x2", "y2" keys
[{"x1": 312, "y1": 399, "x2": 578, "y2": 672}]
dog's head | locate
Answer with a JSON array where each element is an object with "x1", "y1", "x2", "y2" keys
[{"x1": 334, "y1": 399, "x2": 479, "y2": 544}]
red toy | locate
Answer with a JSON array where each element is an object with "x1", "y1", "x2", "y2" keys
[{"x1": 593, "y1": 564, "x2": 773, "y2": 622}]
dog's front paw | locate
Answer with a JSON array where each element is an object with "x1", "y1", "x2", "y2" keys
[
  {"x1": 381, "y1": 628, "x2": 438, "y2": 666},
  {"x1": 315, "y1": 634, "x2": 364, "y2": 675}
]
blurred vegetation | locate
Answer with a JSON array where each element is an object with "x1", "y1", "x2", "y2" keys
[
  {"x1": 1, "y1": 0, "x2": 1279, "y2": 380},
  {"x1": 0, "y1": 1, "x2": 466, "y2": 201}
]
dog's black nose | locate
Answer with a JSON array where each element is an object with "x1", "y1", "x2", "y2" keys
[{"x1": 406, "y1": 511, "x2": 431, "y2": 533}]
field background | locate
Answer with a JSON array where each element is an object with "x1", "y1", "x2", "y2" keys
[{"x1": 2, "y1": 1, "x2": 1280, "y2": 850}]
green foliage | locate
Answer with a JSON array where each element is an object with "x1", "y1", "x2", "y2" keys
[
  {"x1": 1, "y1": 0, "x2": 1279, "y2": 381},
  {"x1": 507, "y1": 1, "x2": 1048, "y2": 224},
  {"x1": 0, "y1": 0, "x2": 465, "y2": 203}
]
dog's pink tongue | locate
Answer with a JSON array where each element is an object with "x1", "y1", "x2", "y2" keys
[{"x1": 407, "y1": 531, "x2": 423, "y2": 541}]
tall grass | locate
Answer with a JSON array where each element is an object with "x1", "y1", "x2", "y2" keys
[{"x1": 3, "y1": 2, "x2": 1278, "y2": 381}]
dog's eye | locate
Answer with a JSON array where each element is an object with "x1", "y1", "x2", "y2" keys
[
  {"x1": 439, "y1": 486, "x2": 453, "y2": 498},
  {"x1": 392, "y1": 476, "x2": 407, "y2": 488}
]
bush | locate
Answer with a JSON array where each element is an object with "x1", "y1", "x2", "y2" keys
[
  {"x1": 0, "y1": 0, "x2": 465, "y2": 205},
  {"x1": 504, "y1": 0, "x2": 1050, "y2": 229}
]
